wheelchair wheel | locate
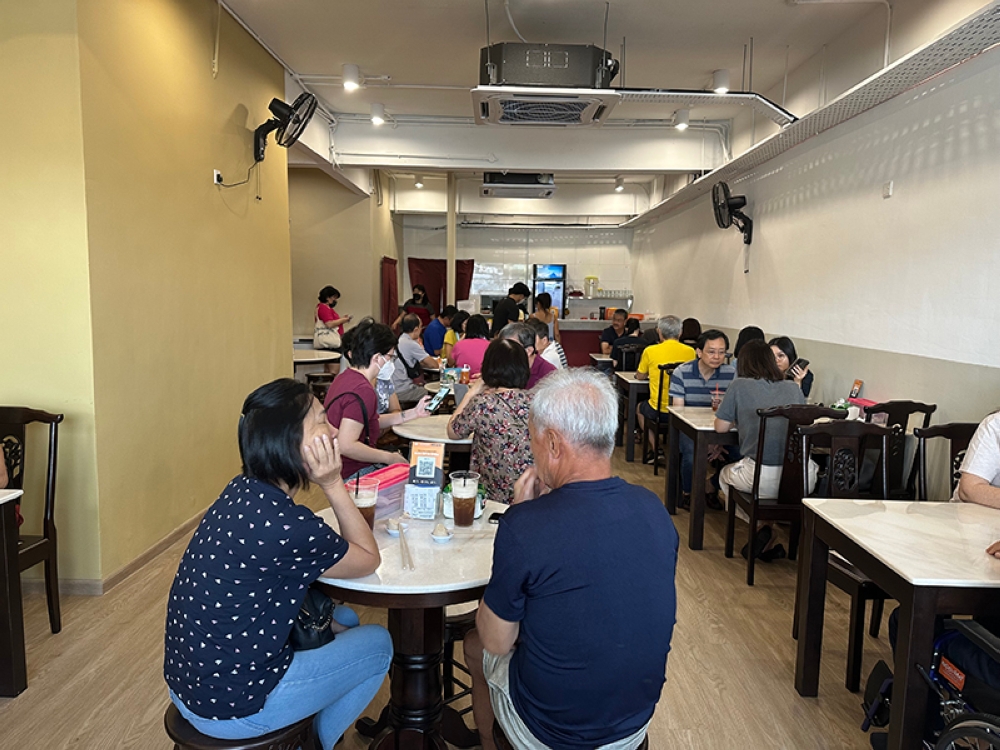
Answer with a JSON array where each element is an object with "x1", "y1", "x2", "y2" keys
[{"x1": 935, "y1": 713, "x2": 1000, "y2": 749}]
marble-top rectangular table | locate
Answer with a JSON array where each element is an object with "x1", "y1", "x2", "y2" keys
[
  {"x1": 664, "y1": 406, "x2": 738, "y2": 550},
  {"x1": 613, "y1": 371, "x2": 650, "y2": 463},
  {"x1": 795, "y1": 499, "x2": 1000, "y2": 750},
  {"x1": 1, "y1": 488, "x2": 26, "y2": 696}
]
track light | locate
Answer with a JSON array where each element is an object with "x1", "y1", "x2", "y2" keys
[
  {"x1": 674, "y1": 109, "x2": 690, "y2": 131},
  {"x1": 370, "y1": 103, "x2": 385, "y2": 126},
  {"x1": 342, "y1": 63, "x2": 360, "y2": 91},
  {"x1": 713, "y1": 69, "x2": 730, "y2": 94},
  {"x1": 414, "y1": 175, "x2": 424, "y2": 189},
  {"x1": 614, "y1": 177, "x2": 625, "y2": 193}
]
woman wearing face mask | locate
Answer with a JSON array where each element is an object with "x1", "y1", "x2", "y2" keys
[
  {"x1": 315, "y1": 286, "x2": 352, "y2": 372},
  {"x1": 324, "y1": 319, "x2": 427, "y2": 481},
  {"x1": 393, "y1": 284, "x2": 435, "y2": 329}
]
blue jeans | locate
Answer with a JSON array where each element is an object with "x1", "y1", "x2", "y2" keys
[
  {"x1": 679, "y1": 434, "x2": 739, "y2": 494},
  {"x1": 171, "y1": 606, "x2": 392, "y2": 750}
]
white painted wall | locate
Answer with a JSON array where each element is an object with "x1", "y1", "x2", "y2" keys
[
  {"x1": 394, "y1": 177, "x2": 649, "y2": 218},
  {"x1": 631, "y1": 43, "x2": 1000, "y2": 369},
  {"x1": 402, "y1": 215, "x2": 631, "y2": 300}
]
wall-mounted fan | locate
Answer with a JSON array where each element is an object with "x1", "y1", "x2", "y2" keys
[
  {"x1": 712, "y1": 181, "x2": 753, "y2": 245},
  {"x1": 254, "y1": 93, "x2": 318, "y2": 162}
]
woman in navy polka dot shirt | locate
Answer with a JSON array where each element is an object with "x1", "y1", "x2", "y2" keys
[{"x1": 164, "y1": 379, "x2": 392, "y2": 748}]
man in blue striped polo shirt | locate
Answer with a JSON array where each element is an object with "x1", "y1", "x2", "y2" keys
[{"x1": 668, "y1": 329, "x2": 737, "y2": 509}]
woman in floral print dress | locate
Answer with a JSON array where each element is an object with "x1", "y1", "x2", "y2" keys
[{"x1": 447, "y1": 339, "x2": 533, "y2": 505}]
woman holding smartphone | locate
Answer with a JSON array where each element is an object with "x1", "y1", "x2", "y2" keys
[{"x1": 769, "y1": 336, "x2": 814, "y2": 398}]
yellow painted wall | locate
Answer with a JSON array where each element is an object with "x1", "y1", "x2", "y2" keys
[
  {"x1": 75, "y1": 0, "x2": 293, "y2": 579},
  {"x1": 0, "y1": 1, "x2": 102, "y2": 580},
  {"x1": 289, "y1": 169, "x2": 373, "y2": 333}
]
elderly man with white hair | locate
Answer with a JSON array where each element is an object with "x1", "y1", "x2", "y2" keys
[{"x1": 463, "y1": 368, "x2": 678, "y2": 750}]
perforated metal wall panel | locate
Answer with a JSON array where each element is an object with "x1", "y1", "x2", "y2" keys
[{"x1": 624, "y1": 2, "x2": 1000, "y2": 227}]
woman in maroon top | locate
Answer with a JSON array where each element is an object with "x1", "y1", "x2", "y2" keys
[{"x1": 324, "y1": 319, "x2": 429, "y2": 481}]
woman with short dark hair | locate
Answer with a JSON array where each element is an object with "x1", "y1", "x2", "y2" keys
[
  {"x1": 447, "y1": 339, "x2": 533, "y2": 504},
  {"x1": 324, "y1": 319, "x2": 427, "y2": 480},
  {"x1": 315, "y1": 286, "x2": 351, "y2": 372},
  {"x1": 440, "y1": 309, "x2": 470, "y2": 362},
  {"x1": 164, "y1": 379, "x2": 391, "y2": 748},
  {"x1": 769, "y1": 335, "x2": 814, "y2": 397},
  {"x1": 448, "y1": 314, "x2": 492, "y2": 376},
  {"x1": 713, "y1": 340, "x2": 817, "y2": 561}
]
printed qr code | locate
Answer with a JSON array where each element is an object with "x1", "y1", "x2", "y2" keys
[{"x1": 416, "y1": 455, "x2": 436, "y2": 479}]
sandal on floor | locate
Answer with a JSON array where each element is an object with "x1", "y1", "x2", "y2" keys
[
  {"x1": 759, "y1": 543, "x2": 787, "y2": 563},
  {"x1": 740, "y1": 526, "x2": 772, "y2": 560}
]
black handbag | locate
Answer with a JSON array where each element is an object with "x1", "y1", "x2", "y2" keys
[{"x1": 289, "y1": 585, "x2": 336, "y2": 651}]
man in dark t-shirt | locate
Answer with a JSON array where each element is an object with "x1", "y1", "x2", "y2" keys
[
  {"x1": 600, "y1": 308, "x2": 629, "y2": 355},
  {"x1": 464, "y1": 369, "x2": 678, "y2": 750},
  {"x1": 490, "y1": 282, "x2": 532, "y2": 338}
]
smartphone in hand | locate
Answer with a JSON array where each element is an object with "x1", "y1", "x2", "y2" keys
[
  {"x1": 426, "y1": 384, "x2": 451, "y2": 413},
  {"x1": 791, "y1": 358, "x2": 810, "y2": 371}
]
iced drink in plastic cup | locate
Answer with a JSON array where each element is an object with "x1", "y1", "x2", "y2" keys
[
  {"x1": 348, "y1": 477, "x2": 379, "y2": 529},
  {"x1": 450, "y1": 471, "x2": 480, "y2": 527}
]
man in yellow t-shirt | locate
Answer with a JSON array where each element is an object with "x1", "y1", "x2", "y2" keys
[{"x1": 635, "y1": 316, "x2": 696, "y2": 438}]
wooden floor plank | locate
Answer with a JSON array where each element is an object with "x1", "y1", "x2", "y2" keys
[{"x1": 0, "y1": 450, "x2": 882, "y2": 748}]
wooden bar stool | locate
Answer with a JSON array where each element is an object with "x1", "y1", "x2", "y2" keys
[{"x1": 164, "y1": 704, "x2": 318, "y2": 750}]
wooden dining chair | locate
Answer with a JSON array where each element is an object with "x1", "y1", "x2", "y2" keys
[
  {"x1": 796, "y1": 419, "x2": 892, "y2": 692},
  {"x1": 645, "y1": 362, "x2": 683, "y2": 474},
  {"x1": 725, "y1": 405, "x2": 845, "y2": 586},
  {"x1": 864, "y1": 400, "x2": 937, "y2": 499},
  {"x1": 0, "y1": 407, "x2": 64, "y2": 634},
  {"x1": 913, "y1": 422, "x2": 978, "y2": 501}
]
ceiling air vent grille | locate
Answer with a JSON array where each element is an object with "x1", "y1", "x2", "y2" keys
[{"x1": 472, "y1": 86, "x2": 620, "y2": 127}]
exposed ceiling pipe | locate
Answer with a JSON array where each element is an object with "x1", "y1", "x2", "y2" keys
[
  {"x1": 504, "y1": 0, "x2": 529, "y2": 43},
  {"x1": 218, "y1": 1, "x2": 336, "y2": 125}
]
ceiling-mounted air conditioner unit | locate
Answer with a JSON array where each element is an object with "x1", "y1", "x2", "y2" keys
[
  {"x1": 481, "y1": 172, "x2": 557, "y2": 199},
  {"x1": 473, "y1": 86, "x2": 620, "y2": 127}
]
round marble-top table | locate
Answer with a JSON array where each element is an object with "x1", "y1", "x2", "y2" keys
[
  {"x1": 292, "y1": 349, "x2": 341, "y2": 366},
  {"x1": 316, "y1": 503, "x2": 503, "y2": 749},
  {"x1": 391, "y1": 414, "x2": 472, "y2": 446}
]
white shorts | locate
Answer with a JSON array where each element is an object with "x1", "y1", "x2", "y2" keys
[
  {"x1": 482, "y1": 650, "x2": 651, "y2": 750},
  {"x1": 720, "y1": 456, "x2": 819, "y2": 522}
]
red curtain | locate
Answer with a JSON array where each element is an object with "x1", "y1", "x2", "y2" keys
[
  {"x1": 380, "y1": 257, "x2": 398, "y2": 325},
  {"x1": 406, "y1": 258, "x2": 475, "y2": 312}
]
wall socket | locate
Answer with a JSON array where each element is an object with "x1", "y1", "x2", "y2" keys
[
  {"x1": 213, "y1": 169, "x2": 223, "y2": 185},
  {"x1": 882, "y1": 180, "x2": 893, "y2": 199}
]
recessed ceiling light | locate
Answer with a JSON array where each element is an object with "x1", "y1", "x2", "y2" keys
[
  {"x1": 713, "y1": 69, "x2": 730, "y2": 94},
  {"x1": 674, "y1": 109, "x2": 690, "y2": 131},
  {"x1": 371, "y1": 103, "x2": 385, "y2": 126},
  {"x1": 614, "y1": 177, "x2": 625, "y2": 193},
  {"x1": 342, "y1": 63, "x2": 360, "y2": 91},
  {"x1": 414, "y1": 175, "x2": 424, "y2": 189}
]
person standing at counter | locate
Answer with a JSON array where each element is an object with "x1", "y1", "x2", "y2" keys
[
  {"x1": 600, "y1": 308, "x2": 629, "y2": 355},
  {"x1": 393, "y1": 285, "x2": 435, "y2": 329},
  {"x1": 530, "y1": 292, "x2": 561, "y2": 344},
  {"x1": 490, "y1": 283, "x2": 532, "y2": 338}
]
